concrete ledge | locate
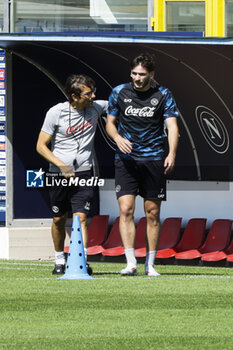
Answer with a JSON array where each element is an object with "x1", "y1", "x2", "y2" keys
[
  {"x1": 0, "y1": 226, "x2": 70, "y2": 260},
  {"x1": 0, "y1": 228, "x2": 9, "y2": 259},
  {"x1": 8, "y1": 227, "x2": 54, "y2": 260}
]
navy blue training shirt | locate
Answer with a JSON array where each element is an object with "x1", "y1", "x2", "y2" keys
[{"x1": 107, "y1": 82, "x2": 179, "y2": 161}]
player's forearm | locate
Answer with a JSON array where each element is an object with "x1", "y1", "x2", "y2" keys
[
  {"x1": 167, "y1": 123, "x2": 179, "y2": 157},
  {"x1": 106, "y1": 115, "x2": 119, "y2": 142},
  {"x1": 36, "y1": 143, "x2": 67, "y2": 170},
  {"x1": 106, "y1": 115, "x2": 132, "y2": 154}
]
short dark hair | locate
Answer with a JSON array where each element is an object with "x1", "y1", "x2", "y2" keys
[
  {"x1": 129, "y1": 53, "x2": 156, "y2": 73},
  {"x1": 64, "y1": 74, "x2": 95, "y2": 103}
]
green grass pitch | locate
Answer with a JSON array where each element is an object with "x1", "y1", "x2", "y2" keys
[{"x1": 1, "y1": 261, "x2": 233, "y2": 350}]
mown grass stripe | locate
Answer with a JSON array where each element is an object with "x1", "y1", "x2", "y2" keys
[{"x1": 1, "y1": 260, "x2": 233, "y2": 350}]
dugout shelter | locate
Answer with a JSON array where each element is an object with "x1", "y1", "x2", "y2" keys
[{"x1": 0, "y1": 32, "x2": 233, "y2": 259}]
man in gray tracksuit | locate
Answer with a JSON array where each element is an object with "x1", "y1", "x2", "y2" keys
[{"x1": 37, "y1": 74, "x2": 107, "y2": 275}]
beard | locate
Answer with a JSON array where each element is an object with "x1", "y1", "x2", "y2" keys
[{"x1": 133, "y1": 75, "x2": 151, "y2": 91}]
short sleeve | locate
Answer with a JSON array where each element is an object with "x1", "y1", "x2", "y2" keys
[
  {"x1": 41, "y1": 104, "x2": 62, "y2": 135},
  {"x1": 163, "y1": 89, "x2": 180, "y2": 119},
  {"x1": 93, "y1": 100, "x2": 108, "y2": 115},
  {"x1": 106, "y1": 88, "x2": 120, "y2": 118}
]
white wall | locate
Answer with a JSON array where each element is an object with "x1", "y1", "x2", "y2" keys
[
  {"x1": 100, "y1": 180, "x2": 233, "y2": 229},
  {"x1": 0, "y1": 228, "x2": 9, "y2": 259}
]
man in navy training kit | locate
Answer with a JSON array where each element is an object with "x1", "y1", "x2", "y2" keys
[
  {"x1": 37, "y1": 74, "x2": 108, "y2": 275},
  {"x1": 106, "y1": 53, "x2": 179, "y2": 276}
]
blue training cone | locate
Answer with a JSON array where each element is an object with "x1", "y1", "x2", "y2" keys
[{"x1": 59, "y1": 215, "x2": 94, "y2": 280}]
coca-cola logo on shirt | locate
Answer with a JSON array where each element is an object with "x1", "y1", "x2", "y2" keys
[
  {"x1": 66, "y1": 120, "x2": 92, "y2": 135},
  {"x1": 125, "y1": 106, "x2": 156, "y2": 118}
]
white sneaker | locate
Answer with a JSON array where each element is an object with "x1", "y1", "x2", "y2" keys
[
  {"x1": 145, "y1": 265, "x2": 160, "y2": 277},
  {"x1": 120, "y1": 264, "x2": 138, "y2": 276}
]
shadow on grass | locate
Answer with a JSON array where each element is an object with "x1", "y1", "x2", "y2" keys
[
  {"x1": 93, "y1": 272, "x2": 120, "y2": 276},
  {"x1": 92, "y1": 272, "x2": 227, "y2": 277},
  {"x1": 161, "y1": 272, "x2": 225, "y2": 276}
]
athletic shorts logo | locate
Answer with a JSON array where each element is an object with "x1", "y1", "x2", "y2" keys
[
  {"x1": 158, "y1": 187, "x2": 165, "y2": 199},
  {"x1": 84, "y1": 201, "x2": 91, "y2": 211},
  {"x1": 52, "y1": 206, "x2": 59, "y2": 213},
  {"x1": 115, "y1": 185, "x2": 121, "y2": 193},
  {"x1": 151, "y1": 98, "x2": 159, "y2": 106},
  {"x1": 26, "y1": 168, "x2": 45, "y2": 188}
]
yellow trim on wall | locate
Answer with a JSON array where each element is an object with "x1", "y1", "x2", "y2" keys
[
  {"x1": 153, "y1": 0, "x2": 164, "y2": 31},
  {"x1": 211, "y1": 0, "x2": 225, "y2": 37},
  {"x1": 153, "y1": 0, "x2": 225, "y2": 37},
  {"x1": 205, "y1": 0, "x2": 225, "y2": 37}
]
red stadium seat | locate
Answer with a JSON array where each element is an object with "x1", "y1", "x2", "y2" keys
[
  {"x1": 101, "y1": 217, "x2": 125, "y2": 256},
  {"x1": 175, "y1": 219, "x2": 232, "y2": 260},
  {"x1": 224, "y1": 238, "x2": 233, "y2": 261},
  {"x1": 200, "y1": 250, "x2": 228, "y2": 262},
  {"x1": 87, "y1": 215, "x2": 109, "y2": 255},
  {"x1": 199, "y1": 220, "x2": 233, "y2": 262},
  {"x1": 174, "y1": 218, "x2": 207, "y2": 260},
  {"x1": 135, "y1": 217, "x2": 183, "y2": 258},
  {"x1": 135, "y1": 217, "x2": 147, "y2": 257},
  {"x1": 64, "y1": 215, "x2": 109, "y2": 255},
  {"x1": 218, "y1": 230, "x2": 233, "y2": 262},
  {"x1": 156, "y1": 217, "x2": 182, "y2": 258},
  {"x1": 200, "y1": 219, "x2": 232, "y2": 261},
  {"x1": 225, "y1": 255, "x2": 233, "y2": 262}
]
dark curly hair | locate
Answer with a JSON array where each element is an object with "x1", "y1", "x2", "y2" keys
[
  {"x1": 129, "y1": 53, "x2": 156, "y2": 73},
  {"x1": 64, "y1": 74, "x2": 95, "y2": 103}
]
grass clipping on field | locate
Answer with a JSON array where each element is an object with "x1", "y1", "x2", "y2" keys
[{"x1": 0, "y1": 261, "x2": 233, "y2": 350}]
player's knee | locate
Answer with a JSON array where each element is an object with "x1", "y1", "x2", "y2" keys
[
  {"x1": 146, "y1": 209, "x2": 160, "y2": 226},
  {"x1": 74, "y1": 214, "x2": 87, "y2": 227},
  {"x1": 120, "y1": 205, "x2": 134, "y2": 221},
  {"x1": 53, "y1": 215, "x2": 66, "y2": 229}
]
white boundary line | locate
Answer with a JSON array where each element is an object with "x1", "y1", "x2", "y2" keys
[
  {"x1": 0, "y1": 262, "x2": 54, "y2": 266},
  {"x1": 1, "y1": 275, "x2": 233, "y2": 281},
  {"x1": 1, "y1": 262, "x2": 233, "y2": 280}
]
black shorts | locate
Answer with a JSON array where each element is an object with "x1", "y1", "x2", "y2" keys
[
  {"x1": 48, "y1": 170, "x2": 94, "y2": 217},
  {"x1": 115, "y1": 158, "x2": 166, "y2": 201}
]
